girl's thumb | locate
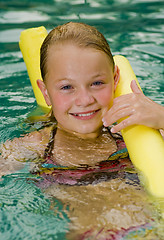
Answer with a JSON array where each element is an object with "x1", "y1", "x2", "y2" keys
[{"x1": 130, "y1": 80, "x2": 142, "y2": 94}]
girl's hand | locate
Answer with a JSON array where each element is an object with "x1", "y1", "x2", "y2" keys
[{"x1": 102, "y1": 80, "x2": 164, "y2": 133}]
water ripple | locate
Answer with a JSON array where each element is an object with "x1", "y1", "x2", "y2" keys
[{"x1": 0, "y1": 174, "x2": 69, "y2": 240}]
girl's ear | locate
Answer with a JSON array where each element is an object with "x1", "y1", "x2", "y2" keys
[
  {"x1": 114, "y1": 65, "x2": 120, "y2": 91},
  {"x1": 37, "y1": 79, "x2": 52, "y2": 106}
]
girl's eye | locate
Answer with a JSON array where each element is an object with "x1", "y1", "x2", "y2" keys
[
  {"x1": 61, "y1": 85, "x2": 73, "y2": 90},
  {"x1": 92, "y1": 81, "x2": 104, "y2": 86}
]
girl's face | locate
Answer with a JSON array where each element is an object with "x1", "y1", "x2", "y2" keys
[{"x1": 38, "y1": 44, "x2": 119, "y2": 138}]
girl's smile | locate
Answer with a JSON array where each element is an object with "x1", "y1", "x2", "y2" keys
[
  {"x1": 38, "y1": 44, "x2": 119, "y2": 138},
  {"x1": 69, "y1": 109, "x2": 100, "y2": 120}
]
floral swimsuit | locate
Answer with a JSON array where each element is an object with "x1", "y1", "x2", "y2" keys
[{"x1": 33, "y1": 126, "x2": 137, "y2": 186}]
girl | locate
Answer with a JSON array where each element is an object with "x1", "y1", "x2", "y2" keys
[{"x1": 1, "y1": 22, "x2": 164, "y2": 239}]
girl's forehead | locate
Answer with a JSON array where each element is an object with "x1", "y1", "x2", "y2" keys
[
  {"x1": 45, "y1": 44, "x2": 114, "y2": 82},
  {"x1": 47, "y1": 43, "x2": 112, "y2": 65},
  {"x1": 48, "y1": 42, "x2": 103, "y2": 55},
  {"x1": 45, "y1": 47, "x2": 114, "y2": 84}
]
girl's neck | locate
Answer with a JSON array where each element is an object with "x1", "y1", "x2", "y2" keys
[
  {"x1": 51, "y1": 126, "x2": 117, "y2": 167},
  {"x1": 57, "y1": 124, "x2": 103, "y2": 139}
]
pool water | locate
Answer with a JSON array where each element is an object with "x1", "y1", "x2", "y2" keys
[{"x1": 0, "y1": 0, "x2": 164, "y2": 239}]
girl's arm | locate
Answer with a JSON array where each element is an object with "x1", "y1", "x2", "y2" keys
[
  {"x1": 102, "y1": 80, "x2": 164, "y2": 135},
  {"x1": 0, "y1": 127, "x2": 51, "y2": 177}
]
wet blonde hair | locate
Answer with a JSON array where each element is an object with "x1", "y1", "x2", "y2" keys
[{"x1": 40, "y1": 22, "x2": 114, "y2": 82}]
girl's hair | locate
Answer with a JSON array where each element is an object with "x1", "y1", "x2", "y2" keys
[{"x1": 40, "y1": 22, "x2": 115, "y2": 82}]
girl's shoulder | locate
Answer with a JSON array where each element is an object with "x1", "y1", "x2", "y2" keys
[
  {"x1": 19, "y1": 125, "x2": 53, "y2": 144},
  {"x1": 0, "y1": 126, "x2": 53, "y2": 162},
  {"x1": 31, "y1": 125, "x2": 53, "y2": 143}
]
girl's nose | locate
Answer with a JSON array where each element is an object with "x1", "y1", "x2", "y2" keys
[{"x1": 75, "y1": 88, "x2": 95, "y2": 107}]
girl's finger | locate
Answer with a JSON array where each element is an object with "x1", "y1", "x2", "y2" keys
[
  {"x1": 111, "y1": 115, "x2": 137, "y2": 133},
  {"x1": 102, "y1": 106, "x2": 134, "y2": 127},
  {"x1": 130, "y1": 80, "x2": 142, "y2": 94}
]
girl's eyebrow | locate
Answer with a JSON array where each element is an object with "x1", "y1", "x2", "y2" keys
[
  {"x1": 91, "y1": 73, "x2": 107, "y2": 79},
  {"x1": 54, "y1": 77, "x2": 73, "y2": 82},
  {"x1": 93, "y1": 73, "x2": 106, "y2": 77}
]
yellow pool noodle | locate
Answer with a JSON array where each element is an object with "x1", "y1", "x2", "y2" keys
[
  {"x1": 19, "y1": 27, "x2": 164, "y2": 199},
  {"x1": 19, "y1": 26, "x2": 50, "y2": 112},
  {"x1": 114, "y1": 55, "x2": 164, "y2": 199}
]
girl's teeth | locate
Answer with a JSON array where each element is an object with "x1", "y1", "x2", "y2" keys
[
  {"x1": 79, "y1": 112, "x2": 93, "y2": 117},
  {"x1": 75, "y1": 111, "x2": 95, "y2": 117}
]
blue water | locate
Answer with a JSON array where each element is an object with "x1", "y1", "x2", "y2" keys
[
  {"x1": 0, "y1": 0, "x2": 164, "y2": 239},
  {"x1": 0, "y1": 173, "x2": 69, "y2": 239}
]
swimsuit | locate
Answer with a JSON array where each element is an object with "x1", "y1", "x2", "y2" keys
[
  {"x1": 32, "y1": 126, "x2": 154, "y2": 239},
  {"x1": 33, "y1": 126, "x2": 137, "y2": 186}
]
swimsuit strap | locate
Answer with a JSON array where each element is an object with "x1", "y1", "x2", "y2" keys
[
  {"x1": 107, "y1": 148, "x2": 128, "y2": 161},
  {"x1": 106, "y1": 127, "x2": 129, "y2": 160},
  {"x1": 44, "y1": 125, "x2": 57, "y2": 158},
  {"x1": 107, "y1": 126, "x2": 123, "y2": 140}
]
